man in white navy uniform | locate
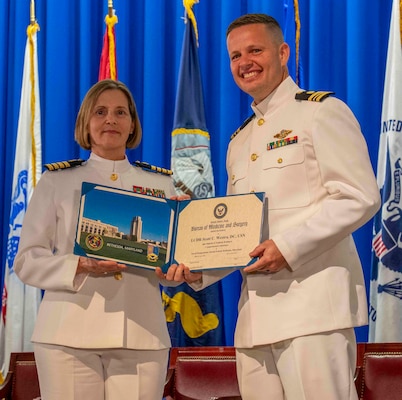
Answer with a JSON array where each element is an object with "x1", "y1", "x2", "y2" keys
[
  {"x1": 160, "y1": 14, "x2": 381, "y2": 400},
  {"x1": 14, "y1": 79, "x2": 181, "y2": 400}
]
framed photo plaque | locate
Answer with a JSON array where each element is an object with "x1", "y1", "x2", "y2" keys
[{"x1": 74, "y1": 182, "x2": 265, "y2": 272}]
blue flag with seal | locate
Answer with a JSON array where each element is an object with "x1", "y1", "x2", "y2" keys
[
  {"x1": 369, "y1": 0, "x2": 402, "y2": 342},
  {"x1": 170, "y1": 1, "x2": 214, "y2": 199},
  {"x1": 162, "y1": 0, "x2": 225, "y2": 347}
]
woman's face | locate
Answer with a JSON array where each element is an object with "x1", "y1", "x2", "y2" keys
[{"x1": 88, "y1": 89, "x2": 134, "y2": 160}]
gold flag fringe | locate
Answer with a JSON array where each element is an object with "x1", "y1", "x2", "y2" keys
[
  {"x1": 183, "y1": 0, "x2": 199, "y2": 46},
  {"x1": 27, "y1": 22, "x2": 40, "y2": 187},
  {"x1": 294, "y1": 0, "x2": 301, "y2": 86},
  {"x1": 399, "y1": 0, "x2": 401, "y2": 44},
  {"x1": 105, "y1": 14, "x2": 118, "y2": 80}
]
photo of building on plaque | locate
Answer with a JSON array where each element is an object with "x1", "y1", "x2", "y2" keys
[{"x1": 75, "y1": 183, "x2": 174, "y2": 269}]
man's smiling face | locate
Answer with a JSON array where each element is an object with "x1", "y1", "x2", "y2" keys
[{"x1": 227, "y1": 23, "x2": 289, "y2": 104}]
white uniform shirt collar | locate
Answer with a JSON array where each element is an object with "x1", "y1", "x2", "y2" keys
[
  {"x1": 251, "y1": 76, "x2": 300, "y2": 118},
  {"x1": 87, "y1": 152, "x2": 132, "y2": 173}
]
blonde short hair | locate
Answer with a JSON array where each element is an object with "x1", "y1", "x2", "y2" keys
[{"x1": 75, "y1": 79, "x2": 142, "y2": 150}]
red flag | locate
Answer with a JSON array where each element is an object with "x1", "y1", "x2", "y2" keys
[{"x1": 99, "y1": 13, "x2": 118, "y2": 80}]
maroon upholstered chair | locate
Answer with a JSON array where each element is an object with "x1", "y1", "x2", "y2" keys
[
  {"x1": 355, "y1": 342, "x2": 402, "y2": 400},
  {"x1": 165, "y1": 347, "x2": 241, "y2": 400},
  {"x1": 0, "y1": 352, "x2": 40, "y2": 400}
]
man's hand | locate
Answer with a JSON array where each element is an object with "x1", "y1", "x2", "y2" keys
[
  {"x1": 155, "y1": 263, "x2": 202, "y2": 283},
  {"x1": 155, "y1": 194, "x2": 201, "y2": 282},
  {"x1": 244, "y1": 239, "x2": 288, "y2": 273}
]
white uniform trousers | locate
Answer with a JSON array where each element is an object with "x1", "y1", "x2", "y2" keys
[
  {"x1": 34, "y1": 343, "x2": 169, "y2": 400},
  {"x1": 236, "y1": 328, "x2": 358, "y2": 400}
]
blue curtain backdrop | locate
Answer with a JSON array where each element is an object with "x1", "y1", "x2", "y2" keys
[{"x1": 0, "y1": 0, "x2": 392, "y2": 343}]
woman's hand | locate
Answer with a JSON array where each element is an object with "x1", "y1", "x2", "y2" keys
[
  {"x1": 170, "y1": 194, "x2": 191, "y2": 201},
  {"x1": 77, "y1": 256, "x2": 127, "y2": 275}
]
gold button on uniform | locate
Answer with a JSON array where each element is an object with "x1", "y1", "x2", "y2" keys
[
  {"x1": 257, "y1": 118, "x2": 265, "y2": 126},
  {"x1": 277, "y1": 158, "x2": 283, "y2": 164},
  {"x1": 251, "y1": 153, "x2": 258, "y2": 161},
  {"x1": 110, "y1": 173, "x2": 118, "y2": 181}
]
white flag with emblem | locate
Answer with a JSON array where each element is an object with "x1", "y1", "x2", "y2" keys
[
  {"x1": 0, "y1": 22, "x2": 42, "y2": 381},
  {"x1": 369, "y1": 0, "x2": 402, "y2": 342}
]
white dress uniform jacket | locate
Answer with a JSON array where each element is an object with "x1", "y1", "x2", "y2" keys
[
  {"x1": 199, "y1": 77, "x2": 380, "y2": 348},
  {"x1": 14, "y1": 153, "x2": 178, "y2": 350}
]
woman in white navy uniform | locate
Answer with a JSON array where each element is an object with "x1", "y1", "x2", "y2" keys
[{"x1": 14, "y1": 79, "x2": 180, "y2": 400}]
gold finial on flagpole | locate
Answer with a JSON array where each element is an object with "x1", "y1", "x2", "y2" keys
[
  {"x1": 30, "y1": 0, "x2": 36, "y2": 25},
  {"x1": 108, "y1": 0, "x2": 114, "y2": 18}
]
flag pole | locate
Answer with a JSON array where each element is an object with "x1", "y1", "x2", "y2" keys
[
  {"x1": 30, "y1": 0, "x2": 36, "y2": 24},
  {"x1": 108, "y1": 0, "x2": 113, "y2": 18}
]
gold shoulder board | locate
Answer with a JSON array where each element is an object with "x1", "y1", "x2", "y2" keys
[
  {"x1": 295, "y1": 91, "x2": 335, "y2": 102},
  {"x1": 44, "y1": 159, "x2": 85, "y2": 171},
  {"x1": 231, "y1": 113, "x2": 256, "y2": 140},
  {"x1": 133, "y1": 161, "x2": 173, "y2": 176}
]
